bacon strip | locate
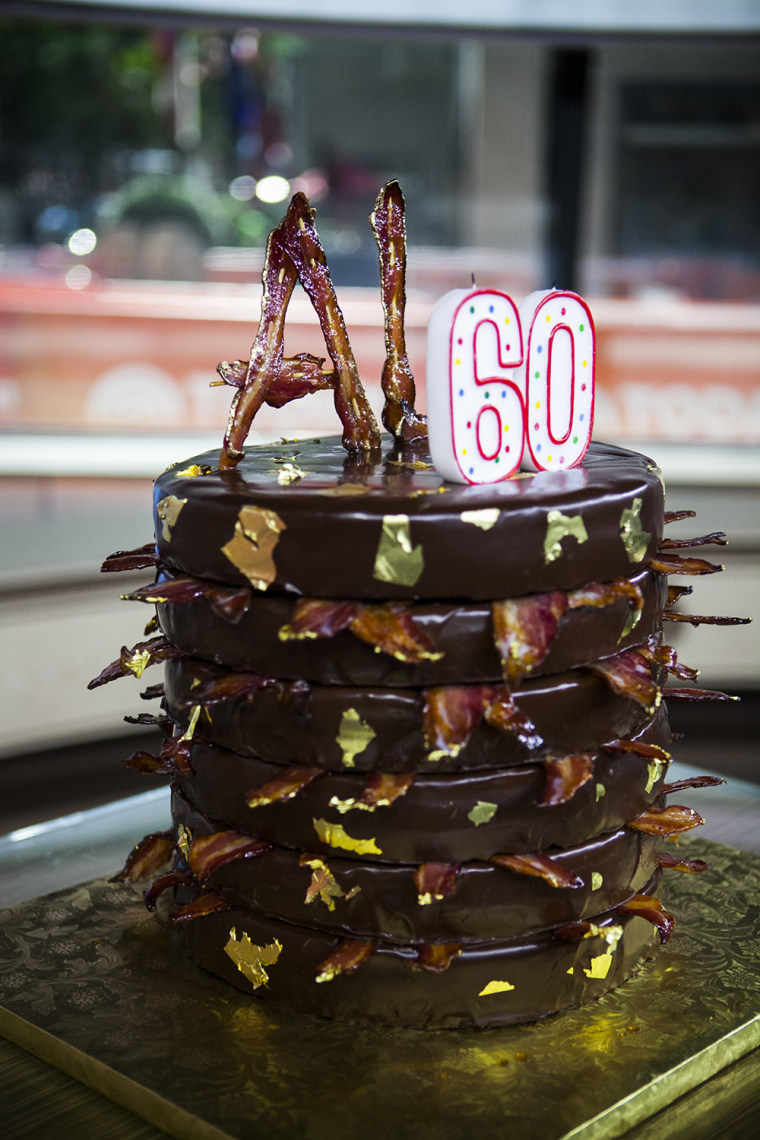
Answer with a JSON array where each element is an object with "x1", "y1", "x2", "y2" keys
[
  {"x1": 423, "y1": 686, "x2": 485, "y2": 758},
  {"x1": 602, "y1": 738, "x2": 671, "y2": 763},
  {"x1": 661, "y1": 774, "x2": 725, "y2": 794},
  {"x1": 143, "y1": 870, "x2": 192, "y2": 911},
  {"x1": 628, "y1": 804, "x2": 704, "y2": 836},
  {"x1": 188, "y1": 831, "x2": 272, "y2": 881},
  {"x1": 170, "y1": 891, "x2": 230, "y2": 923},
  {"x1": 664, "y1": 510, "x2": 696, "y2": 524},
  {"x1": 615, "y1": 894, "x2": 675, "y2": 943},
  {"x1": 87, "y1": 636, "x2": 182, "y2": 689},
  {"x1": 658, "y1": 852, "x2": 711, "y2": 874},
  {"x1": 666, "y1": 584, "x2": 693, "y2": 606},
  {"x1": 588, "y1": 649, "x2": 660, "y2": 712},
  {"x1": 124, "y1": 576, "x2": 252, "y2": 623},
  {"x1": 414, "y1": 862, "x2": 460, "y2": 905},
  {"x1": 350, "y1": 604, "x2": 443, "y2": 664},
  {"x1": 370, "y1": 181, "x2": 427, "y2": 444},
  {"x1": 567, "y1": 578, "x2": 644, "y2": 615},
  {"x1": 246, "y1": 766, "x2": 323, "y2": 808},
  {"x1": 192, "y1": 671, "x2": 278, "y2": 705},
  {"x1": 101, "y1": 543, "x2": 158, "y2": 573},
  {"x1": 483, "y1": 687, "x2": 543, "y2": 749},
  {"x1": 490, "y1": 852, "x2": 583, "y2": 889},
  {"x1": 279, "y1": 599, "x2": 359, "y2": 641},
  {"x1": 663, "y1": 612, "x2": 751, "y2": 627},
  {"x1": 659, "y1": 532, "x2": 727, "y2": 550},
  {"x1": 315, "y1": 939, "x2": 375, "y2": 983},
  {"x1": 414, "y1": 944, "x2": 463, "y2": 972},
  {"x1": 650, "y1": 553, "x2": 723, "y2": 576},
  {"x1": 664, "y1": 687, "x2": 739, "y2": 703},
  {"x1": 112, "y1": 831, "x2": 174, "y2": 883},
  {"x1": 492, "y1": 592, "x2": 568, "y2": 685},
  {"x1": 541, "y1": 753, "x2": 595, "y2": 807}
]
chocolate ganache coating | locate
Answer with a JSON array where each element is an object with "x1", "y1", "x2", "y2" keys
[{"x1": 152, "y1": 437, "x2": 664, "y2": 601}]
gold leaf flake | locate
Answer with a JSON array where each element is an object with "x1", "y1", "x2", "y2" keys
[
  {"x1": 321, "y1": 483, "x2": 371, "y2": 496},
  {"x1": 591, "y1": 872, "x2": 604, "y2": 890},
  {"x1": 313, "y1": 818, "x2": 382, "y2": 856},
  {"x1": 179, "y1": 704, "x2": 201, "y2": 743},
  {"x1": 620, "y1": 497, "x2": 651, "y2": 563},
  {"x1": 468, "y1": 801, "x2": 498, "y2": 826},
  {"x1": 174, "y1": 464, "x2": 211, "y2": 479},
  {"x1": 479, "y1": 980, "x2": 515, "y2": 996},
  {"x1": 648, "y1": 463, "x2": 665, "y2": 490},
  {"x1": 645, "y1": 758, "x2": 667, "y2": 794},
  {"x1": 619, "y1": 605, "x2": 642, "y2": 642},
  {"x1": 224, "y1": 928, "x2": 282, "y2": 989},
  {"x1": 329, "y1": 795, "x2": 378, "y2": 815},
  {"x1": 301, "y1": 856, "x2": 349, "y2": 911},
  {"x1": 595, "y1": 783, "x2": 606, "y2": 802},
  {"x1": 277, "y1": 462, "x2": 304, "y2": 485},
  {"x1": 336, "y1": 708, "x2": 376, "y2": 769},
  {"x1": 583, "y1": 953, "x2": 613, "y2": 979},
  {"x1": 123, "y1": 647, "x2": 152, "y2": 678},
  {"x1": 221, "y1": 505, "x2": 286, "y2": 590},
  {"x1": 372, "y1": 514, "x2": 424, "y2": 588},
  {"x1": 176, "y1": 823, "x2": 192, "y2": 862},
  {"x1": 544, "y1": 510, "x2": 588, "y2": 564},
  {"x1": 460, "y1": 508, "x2": 500, "y2": 530},
  {"x1": 156, "y1": 496, "x2": 187, "y2": 542}
]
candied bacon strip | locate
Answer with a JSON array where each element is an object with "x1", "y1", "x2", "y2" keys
[
  {"x1": 140, "y1": 682, "x2": 165, "y2": 701},
  {"x1": 414, "y1": 862, "x2": 460, "y2": 905},
  {"x1": 170, "y1": 892, "x2": 230, "y2": 923},
  {"x1": 423, "y1": 686, "x2": 485, "y2": 758},
  {"x1": 221, "y1": 201, "x2": 300, "y2": 469},
  {"x1": 664, "y1": 510, "x2": 696, "y2": 524},
  {"x1": 123, "y1": 749, "x2": 173, "y2": 776},
  {"x1": 350, "y1": 604, "x2": 443, "y2": 664},
  {"x1": 615, "y1": 894, "x2": 675, "y2": 943},
  {"x1": 659, "y1": 532, "x2": 727, "y2": 550},
  {"x1": 354, "y1": 772, "x2": 414, "y2": 809},
  {"x1": 188, "y1": 831, "x2": 272, "y2": 881},
  {"x1": 650, "y1": 553, "x2": 723, "y2": 576},
  {"x1": 492, "y1": 592, "x2": 569, "y2": 685},
  {"x1": 218, "y1": 353, "x2": 337, "y2": 406},
  {"x1": 658, "y1": 852, "x2": 711, "y2": 873},
  {"x1": 246, "y1": 766, "x2": 323, "y2": 808},
  {"x1": 664, "y1": 686, "x2": 739, "y2": 703},
  {"x1": 370, "y1": 181, "x2": 427, "y2": 444},
  {"x1": 588, "y1": 649, "x2": 660, "y2": 713},
  {"x1": 628, "y1": 804, "x2": 704, "y2": 836},
  {"x1": 87, "y1": 636, "x2": 182, "y2": 689},
  {"x1": 112, "y1": 830, "x2": 174, "y2": 883},
  {"x1": 663, "y1": 612, "x2": 751, "y2": 628},
  {"x1": 101, "y1": 543, "x2": 158, "y2": 573},
  {"x1": 602, "y1": 739, "x2": 671, "y2": 763},
  {"x1": 540, "y1": 753, "x2": 595, "y2": 807},
  {"x1": 279, "y1": 599, "x2": 359, "y2": 641},
  {"x1": 661, "y1": 774, "x2": 725, "y2": 794},
  {"x1": 143, "y1": 870, "x2": 192, "y2": 911},
  {"x1": 191, "y1": 671, "x2": 278, "y2": 706},
  {"x1": 483, "y1": 687, "x2": 543, "y2": 750},
  {"x1": 124, "y1": 711, "x2": 173, "y2": 735},
  {"x1": 666, "y1": 584, "x2": 693, "y2": 606},
  {"x1": 490, "y1": 852, "x2": 583, "y2": 890},
  {"x1": 123, "y1": 576, "x2": 252, "y2": 623},
  {"x1": 315, "y1": 939, "x2": 375, "y2": 983},
  {"x1": 638, "y1": 642, "x2": 699, "y2": 683},
  {"x1": 278, "y1": 194, "x2": 381, "y2": 453},
  {"x1": 566, "y1": 578, "x2": 644, "y2": 615},
  {"x1": 413, "y1": 944, "x2": 463, "y2": 972}
]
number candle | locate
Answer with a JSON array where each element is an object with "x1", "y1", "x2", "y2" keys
[
  {"x1": 426, "y1": 288, "x2": 525, "y2": 484},
  {"x1": 426, "y1": 286, "x2": 595, "y2": 483},
  {"x1": 514, "y1": 289, "x2": 595, "y2": 473}
]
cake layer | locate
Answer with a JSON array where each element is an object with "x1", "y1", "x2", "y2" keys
[
  {"x1": 173, "y1": 885, "x2": 661, "y2": 1029},
  {"x1": 175, "y1": 708, "x2": 670, "y2": 864},
  {"x1": 153, "y1": 437, "x2": 664, "y2": 601},
  {"x1": 164, "y1": 655, "x2": 659, "y2": 772},
  {"x1": 172, "y1": 787, "x2": 663, "y2": 943}
]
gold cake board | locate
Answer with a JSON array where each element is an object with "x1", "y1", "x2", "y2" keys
[{"x1": 1, "y1": 839, "x2": 759, "y2": 1140}]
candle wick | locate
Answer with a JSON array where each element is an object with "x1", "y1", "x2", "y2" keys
[{"x1": 471, "y1": 273, "x2": 477, "y2": 288}]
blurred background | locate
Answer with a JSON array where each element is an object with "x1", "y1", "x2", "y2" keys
[{"x1": 0, "y1": 1, "x2": 757, "y2": 830}]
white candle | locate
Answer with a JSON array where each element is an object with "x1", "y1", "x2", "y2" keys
[
  {"x1": 514, "y1": 289, "x2": 595, "y2": 472},
  {"x1": 426, "y1": 288, "x2": 525, "y2": 484}
]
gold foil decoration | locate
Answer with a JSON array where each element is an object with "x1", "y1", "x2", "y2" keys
[
  {"x1": 544, "y1": 510, "x2": 588, "y2": 564},
  {"x1": 179, "y1": 704, "x2": 201, "y2": 743},
  {"x1": 123, "y1": 647, "x2": 153, "y2": 678},
  {"x1": 619, "y1": 605, "x2": 642, "y2": 642},
  {"x1": 313, "y1": 818, "x2": 382, "y2": 856},
  {"x1": 479, "y1": 980, "x2": 515, "y2": 996},
  {"x1": 156, "y1": 496, "x2": 187, "y2": 542},
  {"x1": 301, "y1": 857, "x2": 350, "y2": 911},
  {"x1": 224, "y1": 928, "x2": 282, "y2": 989},
  {"x1": 591, "y1": 872, "x2": 604, "y2": 890},
  {"x1": 468, "y1": 801, "x2": 498, "y2": 826},
  {"x1": 595, "y1": 783, "x2": 606, "y2": 802},
  {"x1": 321, "y1": 483, "x2": 371, "y2": 496},
  {"x1": 372, "y1": 514, "x2": 424, "y2": 588},
  {"x1": 336, "y1": 708, "x2": 376, "y2": 769},
  {"x1": 277, "y1": 462, "x2": 304, "y2": 485},
  {"x1": 176, "y1": 823, "x2": 192, "y2": 862},
  {"x1": 584, "y1": 953, "x2": 613, "y2": 980},
  {"x1": 221, "y1": 505, "x2": 286, "y2": 590},
  {"x1": 174, "y1": 464, "x2": 211, "y2": 479},
  {"x1": 329, "y1": 795, "x2": 378, "y2": 815},
  {"x1": 648, "y1": 462, "x2": 665, "y2": 489},
  {"x1": 460, "y1": 508, "x2": 500, "y2": 531},
  {"x1": 620, "y1": 497, "x2": 651, "y2": 563},
  {"x1": 646, "y1": 758, "x2": 668, "y2": 794}
]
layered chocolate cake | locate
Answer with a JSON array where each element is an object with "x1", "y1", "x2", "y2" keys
[{"x1": 91, "y1": 183, "x2": 741, "y2": 1029}]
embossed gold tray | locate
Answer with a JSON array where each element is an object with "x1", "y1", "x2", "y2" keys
[{"x1": 1, "y1": 839, "x2": 759, "y2": 1140}]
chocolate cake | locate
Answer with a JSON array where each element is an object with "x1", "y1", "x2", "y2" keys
[{"x1": 92, "y1": 183, "x2": 743, "y2": 1029}]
